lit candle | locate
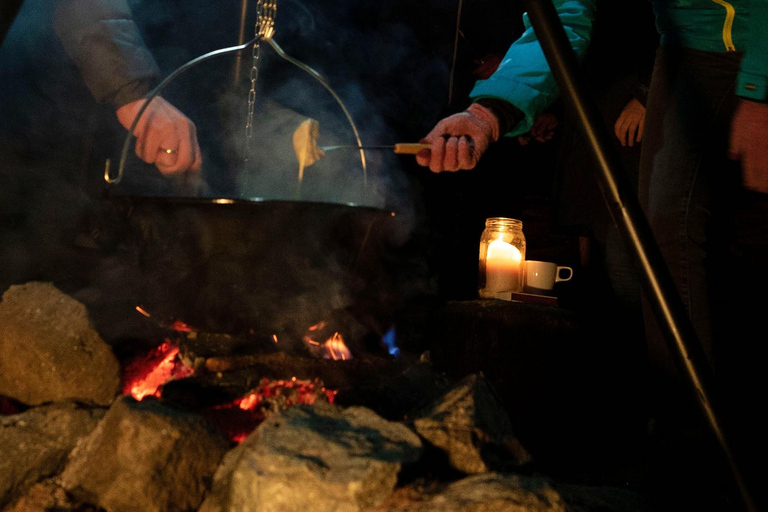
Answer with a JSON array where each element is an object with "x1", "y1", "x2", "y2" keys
[{"x1": 485, "y1": 238, "x2": 523, "y2": 292}]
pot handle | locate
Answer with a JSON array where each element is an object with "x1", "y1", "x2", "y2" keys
[{"x1": 105, "y1": 35, "x2": 265, "y2": 187}]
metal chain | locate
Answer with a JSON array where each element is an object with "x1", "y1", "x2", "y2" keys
[
  {"x1": 245, "y1": 0, "x2": 276, "y2": 148},
  {"x1": 245, "y1": 38, "x2": 260, "y2": 142}
]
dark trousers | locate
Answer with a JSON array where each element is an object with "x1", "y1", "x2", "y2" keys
[{"x1": 639, "y1": 45, "x2": 768, "y2": 510}]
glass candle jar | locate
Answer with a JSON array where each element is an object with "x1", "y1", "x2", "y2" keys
[{"x1": 478, "y1": 217, "x2": 526, "y2": 298}]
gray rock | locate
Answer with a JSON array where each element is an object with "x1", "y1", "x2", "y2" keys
[
  {"x1": 0, "y1": 402, "x2": 105, "y2": 508},
  {"x1": 200, "y1": 402, "x2": 423, "y2": 512},
  {"x1": 2, "y1": 479, "x2": 102, "y2": 512},
  {"x1": 375, "y1": 473, "x2": 567, "y2": 512},
  {"x1": 554, "y1": 484, "x2": 651, "y2": 512},
  {"x1": 0, "y1": 282, "x2": 121, "y2": 406},
  {"x1": 60, "y1": 395, "x2": 230, "y2": 512},
  {"x1": 413, "y1": 374, "x2": 532, "y2": 474}
]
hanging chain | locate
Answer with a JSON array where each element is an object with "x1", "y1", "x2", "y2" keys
[
  {"x1": 244, "y1": 0, "x2": 277, "y2": 147},
  {"x1": 245, "y1": 37, "x2": 261, "y2": 142}
]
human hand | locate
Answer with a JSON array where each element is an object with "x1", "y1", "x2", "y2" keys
[
  {"x1": 472, "y1": 54, "x2": 503, "y2": 79},
  {"x1": 116, "y1": 96, "x2": 203, "y2": 175},
  {"x1": 518, "y1": 113, "x2": 558, "y2": 145},
  {"x1": 415, "y1": 103, "x2": 500, "y2": 173},
  {"x1": 530, "y1": 113, "x2": 558, "y2": 142},
  {"x1": 729, "y1": 99, "x2": 768, "y2": 193},
  {"x1": 614, "y1": 97, "x2": 645, "y2": 147}
]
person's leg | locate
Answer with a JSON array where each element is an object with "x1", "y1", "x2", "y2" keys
[
  {"x1": 710, "y1": 184, "x2": 768, "y2": 510},
  {"x1": 638, "y1": 46, "x2": 749, "y2": 510}
]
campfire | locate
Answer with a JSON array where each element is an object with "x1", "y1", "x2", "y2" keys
[
  {"x1": 0, "y1": 283, "x2": 600, "y2": 511},
  {"x1": 0, "y1": 280, "x2": 649, "y2": 512},
  {"x1": 120, "y1": 317, "x2": 345, "y2": 445}
]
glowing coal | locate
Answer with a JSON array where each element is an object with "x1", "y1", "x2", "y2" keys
[
  {"x1": 121, "y1": 340, "x2": 195, "y2": 401},
  {"x1": 211, "y1": 377, "x2": 337, "y2": 443}
]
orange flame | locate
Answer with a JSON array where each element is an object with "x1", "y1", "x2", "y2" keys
[
  {"x1": 302, "y1": 324, "x2": 353, "y2": 360},
  {"x1": 325, "y1": 332, "x2": 351, "y2": 361}
]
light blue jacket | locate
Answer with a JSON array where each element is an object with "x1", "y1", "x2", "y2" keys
[{"x1": 470, "y1": 0, "x2": 768, "y2": 137}]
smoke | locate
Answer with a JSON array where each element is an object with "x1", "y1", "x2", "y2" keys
[{"x1": 0, "y1": 0, "x2": 451, "y2": 344}]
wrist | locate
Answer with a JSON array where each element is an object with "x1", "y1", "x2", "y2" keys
[{"x1": 467, "y1": 102, "x2": 501, "y2": 142}]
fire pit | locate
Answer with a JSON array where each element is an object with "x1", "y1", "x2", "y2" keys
[{"x1": 0, "y1": 281, "x2": 652, "y2": 512}]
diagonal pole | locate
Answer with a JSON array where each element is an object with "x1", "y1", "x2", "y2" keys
[
  {"x1": 520, "y1": 1, "x2": 756, "y2": 510},
  {"x1": 0, "y1": 0, "x2": 25, "y2": 49}
]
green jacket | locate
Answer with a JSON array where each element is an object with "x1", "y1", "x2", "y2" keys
[{"x1": 471, "y1": 0, "x2": 768, "y2": 137}]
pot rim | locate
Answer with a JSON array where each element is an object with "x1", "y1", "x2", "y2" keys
[{"x1": 107, "y1": 195, "x2": 398, "y2": 217}]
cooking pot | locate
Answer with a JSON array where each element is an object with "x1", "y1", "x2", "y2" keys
[{"x1": 97, "y1": 195, "x2": 401, "y2": 344}]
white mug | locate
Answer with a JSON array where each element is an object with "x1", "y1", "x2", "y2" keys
[{"x1": 524, "y1": 260, "x2": 573, "y2": 294}]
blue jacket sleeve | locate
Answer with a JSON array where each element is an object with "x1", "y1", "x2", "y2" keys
[
  {"x1": 469, "y1": 0, "x2": 597, "y2": 137},
  {"x1": 737, "y1": 0, "x2": 768, "y2": 102}
]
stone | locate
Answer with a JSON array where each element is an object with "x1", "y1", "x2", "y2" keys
[
  {"x1": 374, "y1": 473, "x2": 567, "y2": 512},
  {"x1": 413, "y1": 373, "x2": 532, "y2": 474},
  {"x1": 2, "y1": 479, "x2": 101, "y2": 512},
  {"x1": 199, "y1": 402, "x2": 423, "y2": 512},
  {"x1": 0, "y1": 401, "x2": 105, "y2": 508},
  {"x1": 553, "y1": 484, "x2": 651, "y2": 512},
  {"x1": 60, "y1": 395, "x2": 230, "y2": 512},
  {"x1": 0, "y1": 282, "x2": 121, "y2": 406}
]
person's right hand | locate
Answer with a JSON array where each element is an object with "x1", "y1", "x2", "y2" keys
[
  {"x1": 729, "y1": 99, "x2": 768, "y2": 193},
  {"x1": 614, "y1": 97, "x2": 645, "y2": 147},
  {"x1": 416, "y1": 103, "x2": 500, "y2": 173},
  {"x1": 116, "y1": 96, "x2": 203, "y2": 175}
]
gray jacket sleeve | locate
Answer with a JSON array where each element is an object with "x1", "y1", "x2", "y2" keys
[{"x1": 53, "y1": 0, "x2": 160, "y2": 107}]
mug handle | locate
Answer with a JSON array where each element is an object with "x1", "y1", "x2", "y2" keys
[{"x1": 555, "y1": 266, "x2": 573, "y2": 282}]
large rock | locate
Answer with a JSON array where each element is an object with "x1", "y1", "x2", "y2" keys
[
  {"x1": 2, "y1": 480, "x2": 102, "y2": 512},
  {"x1": 0, "y1": 401, "x2": 105, "y2": 508},
  {"x1": 0, "y1": 282, "x2": 121, "y2": 406},
  {"x1": 375, "y1": 473, "x2": 567, "y2": 512},
  {"x1": 200, "y1": 402, "x2": 423, "y2": 512},
  {"x1": 413, "y1": 374, "x2": 532, "y2": 474},
  {"x1": 60, "y1": 395, "x2": 230, "y2": 512}
]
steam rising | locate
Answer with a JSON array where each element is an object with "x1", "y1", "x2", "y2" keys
[{"x1": 0, "y1": 0, "x2": 450, "y2": 345}]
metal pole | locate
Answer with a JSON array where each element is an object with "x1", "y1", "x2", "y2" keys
[
  {"x1": 520, "y1": 1, "x2": 755, "y2": 510},
  {"x1": 233, "y1": 0, "x2": 250, "y2": 85},
  {"x1": 0, "y1": 0, "x2": 25, "y2": 49}
]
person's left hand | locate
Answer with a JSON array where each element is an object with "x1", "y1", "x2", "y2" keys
[
  {"x1": 518, "y1": 113, "x2": 558, "y2": 145},
  {"x1": 530, "y1": 112, "x2": 559, "y2": 142},
  {"x1": 729, "y1": 99, "x2": 768, "y2": 193},
  {"x1": 614, "y1": 97, "x2": 645, "y2": 147}
]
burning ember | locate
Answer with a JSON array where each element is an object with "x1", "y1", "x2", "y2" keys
[
  {"x1": 211, "y1": 377, "x2": 337, "y2": 443},
  {"x1": 121, "y1": 340, "x2": 195, "y2": 400},
  {"x1": 118, "y1": 312, "x2": 351, "y2": 443},
  {"x1": 135, "y1": 306, "x2": 195, "y2": 333},
  {"x1": 118, "y1": 331, "x2": 340, "y2": 444},
  {"x1": 302, "y1": 322, "x2": 353, "y2": 360},
  {"x1": 235, "y1": 376, "x2": 337, "y2": 413}
]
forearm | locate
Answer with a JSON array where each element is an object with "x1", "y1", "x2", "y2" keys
[
  {"x1": 54, "y1": 0, "x2": 160, "y2": 107},
  {"x1": 469, "y1": 0, "x2": 597, "y2": 136}
]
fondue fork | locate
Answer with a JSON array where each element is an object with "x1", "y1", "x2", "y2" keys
[{"x1": 320, "y1": 143, "x2": 430, "y2": 155}]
